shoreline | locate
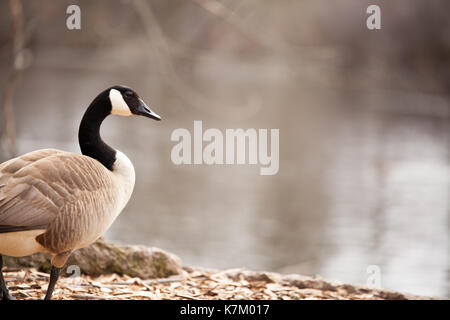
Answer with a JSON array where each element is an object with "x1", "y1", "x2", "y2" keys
[{"x1": 3, "y1": 238, "x2": 445, "y2": 300}]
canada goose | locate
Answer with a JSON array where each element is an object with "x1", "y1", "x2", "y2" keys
[{"x1": 0, "y1": 85, "x2": 161, "y2": 300}]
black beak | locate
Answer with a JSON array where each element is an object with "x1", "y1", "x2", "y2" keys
[{"x1": 137, "y1": 99, "x2": 161, "y2": 121}]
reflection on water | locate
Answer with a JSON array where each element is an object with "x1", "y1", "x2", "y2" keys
[
  {"x1": 3, "y1": 50, "x2": 449, "y2": 297},
  {"x1": 321, "y1": 105, "x2": 449, "y2": 297}
]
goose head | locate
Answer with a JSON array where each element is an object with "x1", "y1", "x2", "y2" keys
[
  {"x1": 78, "y1": 85, "x2": 162, "y2": 171},
  {"x1": 108, "y1": 85, "x2": 161, "y2": 121}
]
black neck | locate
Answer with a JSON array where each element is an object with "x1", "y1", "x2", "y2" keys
[{"x1": 78, "y1": 93, "x2": 116, "y2": 171}]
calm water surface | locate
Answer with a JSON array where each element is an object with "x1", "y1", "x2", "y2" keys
[{"x1": 5, "y1": 52, "x2": 449, "y2": 297}]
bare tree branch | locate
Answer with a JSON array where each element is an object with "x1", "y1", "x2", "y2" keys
[
  {"x1": 132, "y1": 0, "x2": 226, "y2": 115},
  {"x1": 190, "y1": 0, "x2": 263, "y2": 48},
  {"x1": 190, "y1": 0, "x2": 294, "y2": 53},
  {"x1": 1, "y1": 0, "x2": 25, "y2": 158},
  {"x1": 132, "y1": 0, "x2": 262, "y2": 119}
]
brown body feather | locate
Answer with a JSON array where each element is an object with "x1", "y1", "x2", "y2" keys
[{"x1": 0, "y1": 149, "x2": 130, "y2": 256}]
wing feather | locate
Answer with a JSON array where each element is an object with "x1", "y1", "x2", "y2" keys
[{"x1": 0, "y1": 149, "x2": 113, "y2": 234}]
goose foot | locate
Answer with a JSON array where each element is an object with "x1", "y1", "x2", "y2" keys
[
  {"x1": 0, "y1": 289, "x2": 16, "y2": 300},
  {"x1": 43, "y1": 266, "x2": 61, "y2": 300},
  {"x1": 0, "y1": 255, "x2": 15, "y2": 300}
]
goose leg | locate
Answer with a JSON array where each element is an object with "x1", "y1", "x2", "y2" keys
[
  {"x1": 44, "y1": 266, "x2": 61, "y2": 300},
  {"x1": 0, "y1": 255, "x2": 15, "y2": 300},
  {"x1": 43, "y1": 251, "x2": 72, "y2": 300}
]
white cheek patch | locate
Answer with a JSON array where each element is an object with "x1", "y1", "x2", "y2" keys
[{"x1": 109, "y1": 89, "x2": 132, "y2": 116}]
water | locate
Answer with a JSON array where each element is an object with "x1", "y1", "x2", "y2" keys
[
  {"x1": 0, "y1": 0, "x2": 446, "y2": 293},
  {"x1": 4, "y1": 50, "x2": 447, "y2": 298}
]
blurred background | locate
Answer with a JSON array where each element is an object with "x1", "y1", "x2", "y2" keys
[{"x1": 0, "y1": 0, "x2": 448, "y2": 297}]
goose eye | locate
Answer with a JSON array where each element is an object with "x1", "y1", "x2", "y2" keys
[{"x1": 124, "y1": 91, "x2": 134, "y2": 97}]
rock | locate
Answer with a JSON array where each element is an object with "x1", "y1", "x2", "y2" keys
[
  {"x1": 222, "y1": 268, "x2": 278, "y2": 283},
  {"x1": 281, "y1": 274, "x2": 339, "y2": 291},
  {"x1": 216, "y1": 269, "x2": 419, "y2": 300},
  {"x1": 4, "y1": 237, "x2": 183, "y2": 279},
  {"x1": 371, "y1": 289, "x2": 407, "y2": 300}
]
